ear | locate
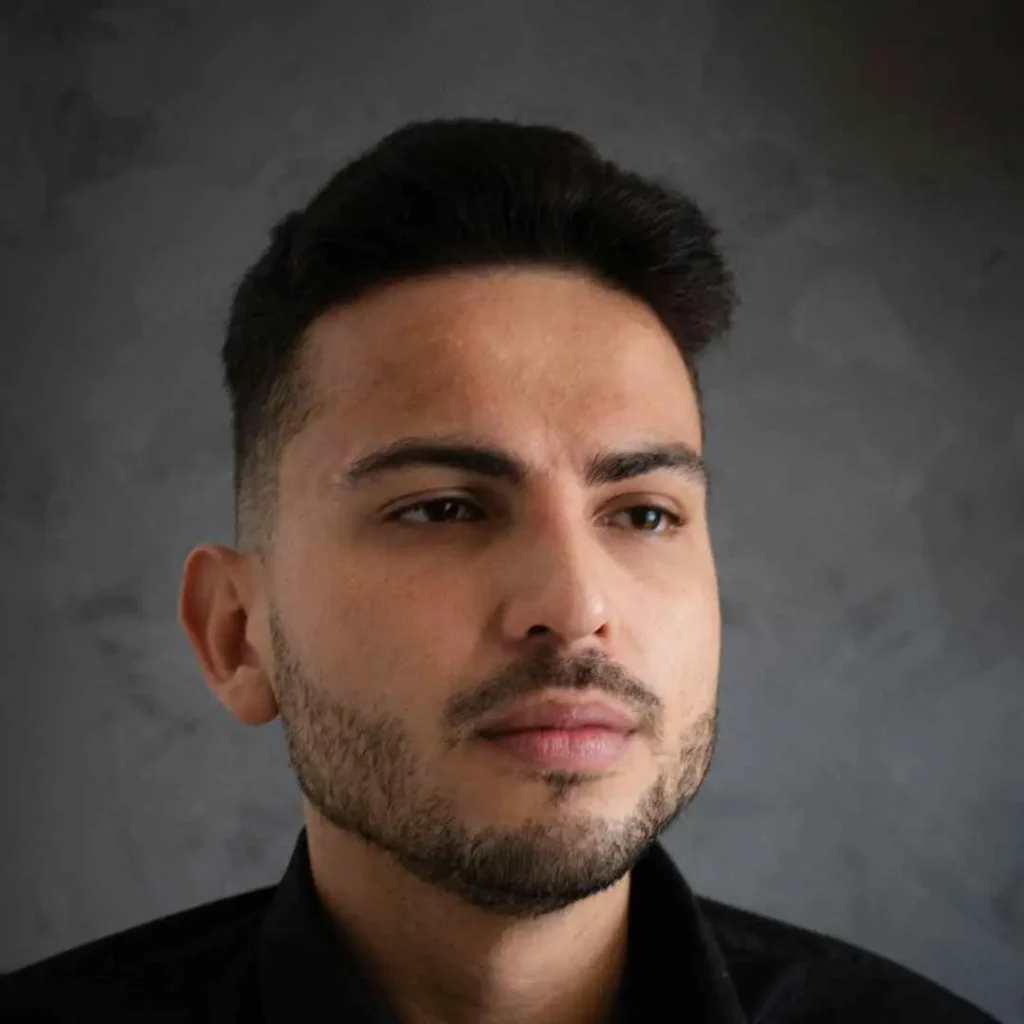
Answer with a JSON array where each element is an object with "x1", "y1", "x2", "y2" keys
[{"x1": 178, "y1": 544, "x2": 279, "y2": 726}]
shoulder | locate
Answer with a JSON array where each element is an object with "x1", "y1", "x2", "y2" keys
[
  {"x1": 696, "y1": 895, "x2": 1003, "y2": 1023},
  {"x1": 0, "y1": 885, "x2": 275, "y2": 1021}
]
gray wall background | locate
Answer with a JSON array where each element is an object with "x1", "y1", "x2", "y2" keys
[{"x1": 1, "y1": 1, "x2": 1021, "y2": 1021}]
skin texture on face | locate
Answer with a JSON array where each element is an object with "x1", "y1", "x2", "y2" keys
[{"x1": 181, "y1": 265, "x2": 721, "y2": 1023}]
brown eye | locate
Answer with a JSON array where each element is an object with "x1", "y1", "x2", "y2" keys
[
  {"x1": 388, "y1": 497, "x2": 484, "y2": 525},
  {"x1": 609, "y1": 506, "x2": 683, "y2": 533}
]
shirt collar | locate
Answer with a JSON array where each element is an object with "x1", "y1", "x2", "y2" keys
[{"x1": 259, "y1": 828, "x2": 747, "y2": 1023}]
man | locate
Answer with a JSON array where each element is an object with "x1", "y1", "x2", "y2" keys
[{"x1": 1, "y1": 117, "x2": 1002, "y2": 1023}]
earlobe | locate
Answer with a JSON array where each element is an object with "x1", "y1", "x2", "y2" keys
[
  {"x1": 222, "y1": 667, "x2": 280, "y2": 726},
  {"x1": 178, "y1": 544, "x2": 280, "y2": 726}
]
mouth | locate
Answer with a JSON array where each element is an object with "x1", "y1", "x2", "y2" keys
[{"x1": 479, "y1": 725, "x2": 634, "y2": 772}]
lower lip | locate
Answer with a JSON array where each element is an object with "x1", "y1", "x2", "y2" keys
[{"x1": 481, "y1": 727, "x2": 633, "y2": 771}]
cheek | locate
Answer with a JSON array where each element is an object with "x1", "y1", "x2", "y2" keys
[
  {"x1": 681, "y1": 537, "x2": 721, "y2": 640},
  {"x1": 311, "y1": 567, "x2": 468, "y2": 708},
  {"x1": 648, "y1": 531, "x2": 720, "y2": 623},
  {"x1": 656, "y1": 570, "x2": 721, "y2": 696},
  {"x1": 686, "y1": 581, "x2": 721, "y2": 672}
]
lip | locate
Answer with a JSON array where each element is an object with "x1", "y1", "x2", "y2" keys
[
  {"x1": 482, "y1": 727, "x2": 634, "y2": 771},
  {"x1": 476, "y1": 697, "x2": 638, "y2": 737}
]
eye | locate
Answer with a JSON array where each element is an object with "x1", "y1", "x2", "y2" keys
[{"x1": 385, "y1": 497, "x2": 684, "y2": 534}]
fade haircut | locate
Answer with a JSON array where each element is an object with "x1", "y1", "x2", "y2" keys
[{"x1": 221, "y1": 117, "x2": 736, "y2": 557}]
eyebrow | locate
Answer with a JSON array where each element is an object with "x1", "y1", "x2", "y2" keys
[{"x1": 341, "y1": 434, "x2": 710, "y2": 492}]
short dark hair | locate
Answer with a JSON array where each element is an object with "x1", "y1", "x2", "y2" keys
[{"x1": 221, "y1": 116, "x2": 736, "y2": 556}]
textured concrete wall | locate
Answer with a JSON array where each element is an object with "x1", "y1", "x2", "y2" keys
[{"x1": 1, "y1": 1, "x2": 1021, "y2": 1020}]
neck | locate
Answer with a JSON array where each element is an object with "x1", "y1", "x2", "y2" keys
[{"x1": 305, "y1": 818, "x2": 632, "y2": 1024}]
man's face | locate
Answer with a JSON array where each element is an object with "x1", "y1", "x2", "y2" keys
[{"x1": 264, "y1": 267, "x2": 720, "y2": 917}]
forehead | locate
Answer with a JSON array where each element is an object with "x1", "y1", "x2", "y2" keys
[{"x1": 298, "y1": 268, "x2": 702, "y2": 443}]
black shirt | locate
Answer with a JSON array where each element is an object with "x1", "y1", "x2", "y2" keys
[{"x1": 0, "y1": 828, "x2": 1002, "y2": 1022}]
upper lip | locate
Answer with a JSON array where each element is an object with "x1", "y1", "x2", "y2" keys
[{"x1": 477, "y1": 697, "x2": 638, "y2": 736}]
